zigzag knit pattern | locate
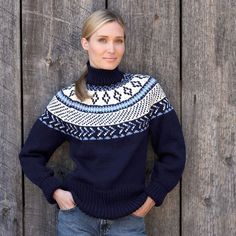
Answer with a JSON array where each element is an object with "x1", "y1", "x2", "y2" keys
[{"x1": 39, "y1": 73, "x2": 173, "y2": 140}]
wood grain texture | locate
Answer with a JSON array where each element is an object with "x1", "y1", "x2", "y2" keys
[
  {"x1": 22, "y1": 1, "x2": 104, "y2": 235},
  {"x1": 108, "y1": 1, "x2": 181, "y2": 235},
  {"x1": 182, "y1": 0, "x2": 236, "y2": 235},
  {"x1": 0, "y1": 0, "x2": 22, "y2": 235}
]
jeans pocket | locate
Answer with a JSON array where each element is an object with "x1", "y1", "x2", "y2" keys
[
  {"x1": 59, "y1": 205, "x2": 77, "y2": 213},
  {"x1": 129, "y1": 213, "x2": 145, "y2": 219}
]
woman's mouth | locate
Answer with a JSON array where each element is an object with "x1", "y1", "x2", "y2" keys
[{"x1": 103, "y1": 57, "x2": 117, "y2": 61}]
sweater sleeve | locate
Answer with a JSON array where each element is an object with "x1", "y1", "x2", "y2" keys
[
  {"x1": 144, "y1": 81, "x2": 186, "y2": 207},
  {"x1": 19, "y1": 93, "x2": 67, "y2": 204}
]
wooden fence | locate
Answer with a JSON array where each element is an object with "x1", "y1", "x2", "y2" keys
[{"x1": 0, "y1": 0, "x2": 235, "y2": 235}]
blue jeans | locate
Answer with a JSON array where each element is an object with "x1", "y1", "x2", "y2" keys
[{"x1": 56, "y1": 205, "x2": 147, "y2": 236}]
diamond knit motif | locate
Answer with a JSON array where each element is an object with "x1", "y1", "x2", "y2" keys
[
  {"x1": 65, "y1": 74, "x2": 151, "y2": 106},
  {"x1": 123, "y1": 86, "x2": 132, "y2": 96},
  {"x1": 102, "y1": 91, "x2": 111, "y2": 104},
  {"x1": 92, "y1": 92, "x2": 99, "y2": 104},
  {"x1": 131, "y1": 80, "x2": 142, "y2": 87},
  {"x1": 113, "y1": 90, "x2": 122, "y2": 102}
]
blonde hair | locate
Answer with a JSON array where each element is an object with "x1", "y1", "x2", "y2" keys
[{"x1": 75, "y1": 9, "x2": 126, "y2": 101}]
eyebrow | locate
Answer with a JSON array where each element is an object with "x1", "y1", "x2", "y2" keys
[{"x1": 96, "y1": 35, "x2": 124, "y2": 38}]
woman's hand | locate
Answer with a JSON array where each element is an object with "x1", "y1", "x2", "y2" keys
[
  {"x1": 131, "y1": 196, "x2": 156, "y2": 217},
  {"x1": 53, "y1": 189, "x2": 76, "y2": 210}
]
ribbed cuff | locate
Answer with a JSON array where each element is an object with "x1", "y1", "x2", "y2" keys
[
  {"x1": 144, "y1": 181, "x2": 168, "y2": 207},
  {"x1": 40, "y1": 177, "x2": 62, "y2": 204}
]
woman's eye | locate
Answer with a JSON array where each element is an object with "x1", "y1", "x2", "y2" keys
[
  {"x1": 98, "y1": 38, "x2": 124, "y2": 44},
  {"x1": 98, "y1": 38, "x2": 106, "y2": 43},
  {"x1": 116, "y1": 40, "x2": 124, "y2": 43}
]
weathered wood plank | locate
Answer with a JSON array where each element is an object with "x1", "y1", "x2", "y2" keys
[
  {"x1": 108, "y1": 1, "x2": 181, "y2": 235},
  {"x1": 182, "y1": 0, "x2": 236, "y2": 235},
  {"x1": 22, "y1": 1, "x2": 104, "y2": 235},
  {"x1": 0, "y1": 0, "x2": 22, "y2": 235}
]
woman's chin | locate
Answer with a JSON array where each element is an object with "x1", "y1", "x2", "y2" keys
[
  {"x1": 102, "y1": 61, "x2": 120, "y2": 70},
  {"x1": 100, "y1": 64, "x2": 118, "y2": 70}
]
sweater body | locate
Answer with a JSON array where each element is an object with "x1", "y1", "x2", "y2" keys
[
  {"x1": 64, "y1": 130, "x2": 149, "y2": 219},
  {"x1": 19, "y1": 72, "x2": 186, "y2": 219}
]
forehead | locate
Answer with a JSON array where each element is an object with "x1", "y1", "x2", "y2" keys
[{"x1": 93, "y1": 21, "x2": 124, "y2": 37}]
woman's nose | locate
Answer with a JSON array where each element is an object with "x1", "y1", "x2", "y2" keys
[{"x1": 107, "y1": 42, "x2": 115, "y2": 53}]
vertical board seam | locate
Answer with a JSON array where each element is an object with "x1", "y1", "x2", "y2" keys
[
  {"x1": 19, "y1": 0, "x2": 25, "y2": 235},
  {"x1": 179, "y1": 0, "x2": 183, "y2": 236}
]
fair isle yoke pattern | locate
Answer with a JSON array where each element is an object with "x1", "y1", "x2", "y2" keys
[{"x1": 39, "y1": 73, "x2": 173, "y2": 140}]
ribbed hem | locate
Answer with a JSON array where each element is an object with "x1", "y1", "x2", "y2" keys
[
  {"x1": 40, "y1": 177, "x2": 62, "y2": 204},
  {"x1": 144, "y1": 181, "x2": 168, "y2": 207},
  {"x1": 63, "y1": 179, "x2": 148, "y2": 219}
]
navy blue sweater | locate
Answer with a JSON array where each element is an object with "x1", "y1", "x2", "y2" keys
[{"x1": 19, "y1": 61, "x2": 186, "y2": 219}]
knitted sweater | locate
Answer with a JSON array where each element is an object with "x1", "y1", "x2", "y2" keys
[{"x1": 19, "y1": 61, "x2": 186, "y2": 220}]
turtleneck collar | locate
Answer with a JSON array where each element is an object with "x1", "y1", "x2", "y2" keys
[{"x1": 86, "y1": 60, "x2": 124, "y2": 86}]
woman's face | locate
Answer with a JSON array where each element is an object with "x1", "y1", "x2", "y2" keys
[{"x1": 81, "y1": 21, "x2": 125, "y2": 70}]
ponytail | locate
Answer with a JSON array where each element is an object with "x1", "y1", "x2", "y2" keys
[{"x1": 75, "y1": 65, "x2": 92, "y2": 101}]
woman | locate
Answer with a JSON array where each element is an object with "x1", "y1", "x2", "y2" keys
[{"x1": 19, "y1": 9, "x2": 186, "y2": 236}]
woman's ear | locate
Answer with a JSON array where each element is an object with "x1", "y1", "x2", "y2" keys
[{"x1": 81, "y1": 38, "x2": 89, "y2": 50}]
